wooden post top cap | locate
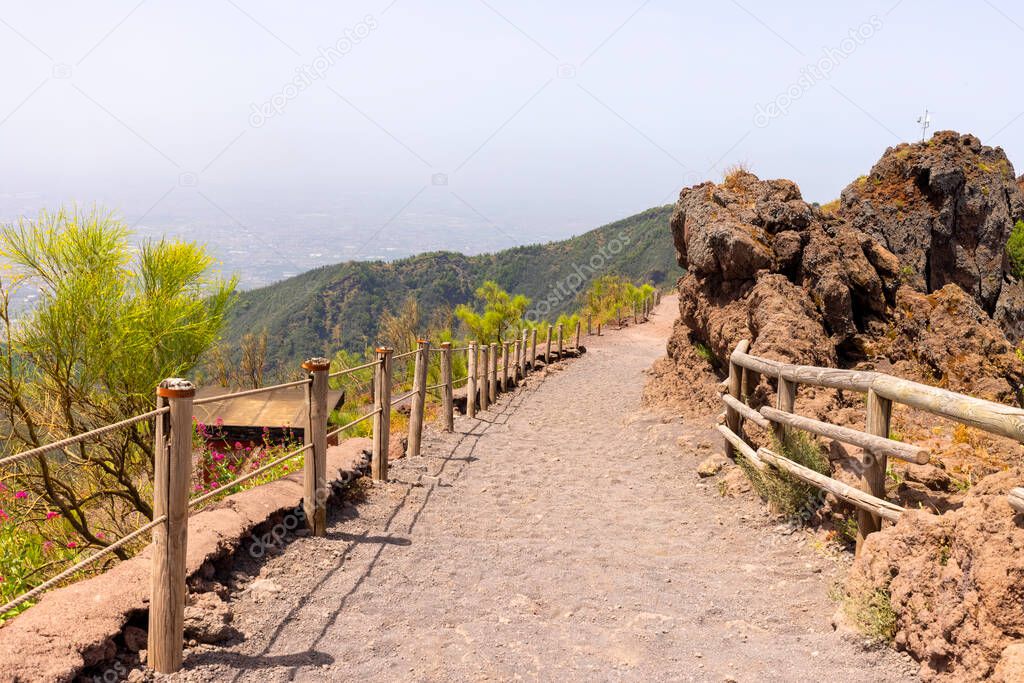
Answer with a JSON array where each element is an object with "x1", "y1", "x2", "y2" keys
[
  {"x1": 375, "y1": 346, "x2": 392, "y2": 354},
  {"x1": 302, "y1": 357, "x2": 331, "y2": 371},
  {"x1": 157, "y1": 378, "x2": 195, "y2": 398},
  {"x1": 440, "y1": 341, "x2": 452, "y2": 348},
  {"x1": 417, "y1": 338, "x2": 429, "y2": 345}
]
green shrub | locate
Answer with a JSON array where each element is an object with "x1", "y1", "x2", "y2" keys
[
  {"x1": 737, "y1": 428, "x2": 830, "y2": 518},
  {"x1": 845, "y1": 585, "x2": 898, "y2": 642},
  {"x1": 693, "y1": 341, "x2": 718, "y2": 368},
  {"x1": 1008, "y1": 220, "x2": 1024, "y2": 279}
]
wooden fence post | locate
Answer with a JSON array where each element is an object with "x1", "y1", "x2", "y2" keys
[
  {"x1": 501, "y1": 342, "x2": 510, "y2": 391},
  {"x1": 440, "y1": 342, "x2": 454, "y2": 432},
  {"x1": 557, "y1": 323, "x2": 564, "y2": 359},
  {"x1": 632, "y1": 302, "x2": 638, "y2": 325},
  {"x1": 513, "y1": 339, "x2": 521, "y2": 381},
  {"x1": 520, "y1": 335, "x2": 527, "y2": 377},
  {"x1": 545, "y1": 326, "x2": 552, "y2": 364},
  {"x1": 858, "y1": 388, "x2": 892, "y2": 554},
  {"x1": 597, "y1": 321, "x2": 602, "y2": 336},
  {"x1": 407, "y1": 339, "x2": 430, "y2": 457},
  {"x1": 489, "y1": 342, "x2": 498, "y2": 402},
  {"x1": 723, "y1": 340, "x2": 751, "y2": 447},
  {"x1": 530, "y1": 328, "x2": 538, "y2": 369},
  {"x1": 775, "y1": 376, "x2": 797, "y2": 443},
  {"x1": 574, "y1": 319, "x2": 582, "y2": 349},
  {"x1": 149, "y1": 378, "x2": 194, "y2": 674},
  {"x1": 467, "y1": 341, "x2": 478, "y2": 418},
  {"x1": 302, "y1": 357, "x2": 330, "y2": 535},
  {"x1": 372, "y1": 347, "x2": 393, "y2": 481},
  {"x1": 479, "y1": 344, "x2": 490, "y2": 411},
  {"x1": 586, "y1": 313, "x2": 592, "y2": 336}
]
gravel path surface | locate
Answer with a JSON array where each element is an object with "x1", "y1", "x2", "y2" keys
[{"x1": 170, "y1": 296, "x2": 918, "y2": 682}]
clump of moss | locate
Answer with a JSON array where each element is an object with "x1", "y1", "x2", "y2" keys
[{"x1": 1007, "y1": 219, "x2": 1024, "y2": 279}]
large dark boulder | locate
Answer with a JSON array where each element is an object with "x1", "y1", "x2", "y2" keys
[{"x1": 839, "y1": 131, "x2": 1024, "y2": 335}]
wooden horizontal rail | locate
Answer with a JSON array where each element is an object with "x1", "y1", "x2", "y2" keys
[
  {"x1": 756, "y1": 447, "x2": 903, "y2": 523},
  {"x1": 1009, "y1": 488, "x2": 1024, "y2": 514},
  {"x1": 718, "y1": 424, "x2": 765, "y2": 470},
  {"x1": 730, "y1": 350, "x2": 877, "y2": 392},
  {"x1": 759, "y1": 406, "x2": 930, "y2": 464},
  {"x1": 721, "y1": 394, "x2": 769, "y2": 429},
  {"x1": 732, "y1": 344, "x2": 1024, "y2": 443},
  {"x1": 870, "y1": 374, "x2": 1024, "y2": 443}
]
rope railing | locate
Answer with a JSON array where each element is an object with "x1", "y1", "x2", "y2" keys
[
  {"x1": 390, "y1": 389, "x2": 416, "y2": 407},
  {"x1": 0, "y1": 406, "x2": 170, "y2": 469},
  {"x1": 0, "y1": 514, "x2": 167, "y2": 615},
  {"x1": 327, "y1": 358, "x2": 380, "y2": 379},
  {"x1": 192, "y1": 378, "x2": 312, "y2": 406},
  {"x1": 326, "y1": 408, "x2": 380, "y2": 440},
  {"x1": 0, "y1": 293, "x2": 660, "y2": 675}
]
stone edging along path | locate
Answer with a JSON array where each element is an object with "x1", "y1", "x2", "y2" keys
[{"x1": 0, "y1": 439, "x2": 370, "y2": 683}]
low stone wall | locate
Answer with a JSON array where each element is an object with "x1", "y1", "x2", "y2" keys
[{"x1": 0, "y1": 438, "x2": 371, "y2": 683}]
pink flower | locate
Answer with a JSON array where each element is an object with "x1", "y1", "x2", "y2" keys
[
  {"x1": 66, "y1": 541, "x2": 78, "y2": 549},
  {"x1": 234, "y1": 441, "x2": 243, "y2": 450},
  {"x1": 96, "y1": 532, "x2": 105, "y2": 540},
  {"x1": 212, "y1": 452, "x2": 225, "y2": 462},
  {"x1": 215, "y1": 417, "x2": 224, "y2": 427},
  {"x1": 14, "y1": 491, "x2": 27, "y2": 500},
  {"x1": 0, "y1": 509, "x2": 8, "y2": 522},
  {"x1": 45, "y1": 511, "x2": 59, "y2": 520}
]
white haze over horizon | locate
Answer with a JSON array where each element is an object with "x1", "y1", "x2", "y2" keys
[{"x1": 1, "y1": 0, "x2": 1022, "y2": 280}]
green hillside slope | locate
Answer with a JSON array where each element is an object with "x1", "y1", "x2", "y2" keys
[{"x1": 223, "y1": 205, "x2": 679, "y2": 374}]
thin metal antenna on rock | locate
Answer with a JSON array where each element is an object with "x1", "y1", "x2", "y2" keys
[{"x1": 916, "y1": 108, "x2": 931, "y2": 142}]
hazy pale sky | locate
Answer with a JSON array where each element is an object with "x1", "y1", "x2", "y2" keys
[{"x1": 1, "y1": 0, "x2": 1022, "y2": 251}]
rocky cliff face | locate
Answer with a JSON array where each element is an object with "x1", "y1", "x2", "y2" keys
[
  {"x1": 659, "y1": 131, "x2": 1024, "y2": 681},
  {"x1": 668, "y1": 131, "x2": 1024, "y2": 401}
]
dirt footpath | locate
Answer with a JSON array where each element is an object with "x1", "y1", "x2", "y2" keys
[{"x1": 170, "y1": 296, "x2": 918, "y2": 682}]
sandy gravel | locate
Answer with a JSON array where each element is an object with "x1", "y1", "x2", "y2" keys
[{"x1": 169, "y1": 296, "x2": 918, "y2": 682}]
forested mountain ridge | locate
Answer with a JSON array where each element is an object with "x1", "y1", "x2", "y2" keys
[{"x1": 222, "y1": 205, "x2": 679, "y2": 374}]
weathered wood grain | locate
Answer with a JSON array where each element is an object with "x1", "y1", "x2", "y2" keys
[
  {"x1": 756, "y1": 447, "x2": 903, "y2": 523},
  {"x1": 759, "y1": 406, "x2": 929, "y2": 464}
]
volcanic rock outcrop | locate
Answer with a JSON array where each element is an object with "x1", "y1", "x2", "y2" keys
[
  {"x1": 668, "y1": 131, "x2": 1024, "y2": 401},
  {"x1": 657, "y1": 131, "x2": 1024, "y2": 681}
]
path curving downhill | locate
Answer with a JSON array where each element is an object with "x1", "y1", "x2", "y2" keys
[{"x1": 172, "y1": 296, "x2": 918, "y2": 682}]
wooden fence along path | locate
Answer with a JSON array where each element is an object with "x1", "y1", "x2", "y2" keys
[
  {"x1": 719, "y1": 339, "x2": 1024, "y2": 553},
  {"x1": 0, "y1": 291, "x2": 662, "y2": 674}
]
